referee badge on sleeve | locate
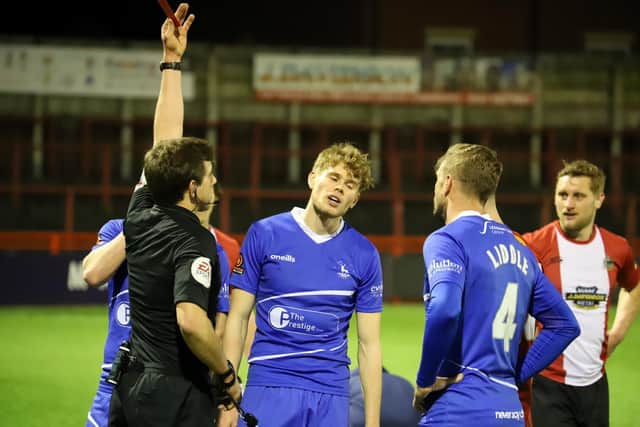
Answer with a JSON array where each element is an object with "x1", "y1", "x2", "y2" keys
[{"x1": 191, "y1": 257, "x2": 212, "y2": 288}]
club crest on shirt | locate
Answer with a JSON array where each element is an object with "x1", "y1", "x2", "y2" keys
[
  {"x1": 232, "y1": 254, "x2": 245, "y2": 275},
  {"x1": 190, "y1": 257, "x2": 211, "y2": 288},
  {"x1": 337, "y1": 261, "x2": 351, "y2": 279},
  {"x1": 603, "y1": 256, "x2": 616, "y2": 271}
]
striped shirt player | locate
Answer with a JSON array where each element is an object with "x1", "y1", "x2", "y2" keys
[
  {"x1": 524, "y1": 221, "x2": 639, "y2": 425},
  {"x1": 524, "y1": 159, "x2": 640, "y2": 427},
  {"x1": 417, "y1": 213, "x2": 579, "y2": 427},
  {"x1": 86, "y1": 220, "x2": 231, "y2": 427},
  {"x1": 230, "y1": 208, "x2": 383, "y2": 426}
]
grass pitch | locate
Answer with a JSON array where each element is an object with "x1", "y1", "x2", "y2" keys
[{"x1": 0, "y1": 304, "x2": 638, "y2": 426}]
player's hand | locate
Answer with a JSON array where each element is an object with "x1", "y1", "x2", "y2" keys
[
  {"x1": 160, "y1": 3, "x2": 195, "y2": 62},
  {"x1": 216, "y1": 406, "x2": 239, "y2": 427},
  {"x1": 412, "y1": 373, "x2": 464, "y2": 412}
]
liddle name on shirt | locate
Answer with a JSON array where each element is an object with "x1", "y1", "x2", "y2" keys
[
  {"x1": 268, "y1": 305, "x2": 338, "y2": 337},
  {"x1": 486, "y1": 243, "x2": 529, "y2": 276}
]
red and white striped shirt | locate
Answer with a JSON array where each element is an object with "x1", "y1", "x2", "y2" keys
[{"x1": 523, "y1": 221, "x2": 639, "y2": 386}]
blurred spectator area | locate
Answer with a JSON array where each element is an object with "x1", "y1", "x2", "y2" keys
[{"x1": 0, "y1": 45, "x2": 639, "y2": 255}]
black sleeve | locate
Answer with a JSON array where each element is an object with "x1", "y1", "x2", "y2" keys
[
  {"x1": 173, "y1": 246, "x2": 214, "y2": 311},
  {"x1": 127, "y1": 186, "x2": 154, "y2": 216}
]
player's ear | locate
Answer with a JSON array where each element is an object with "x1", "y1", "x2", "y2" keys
[
  {"x1": 443, "y1": 175, "x2": 453, "y2": 196},
  {"x1": 188, "y1": 180, "x2": 198, "y2": 198},
  {"x1": 594, "y1": 192, "x2": 605, "y2": 209},
  {"x1": 307, "y1": 171, "x2": 316, "y2": 190},
  {"x1": 349, "y1": 193, "x2": 360, "y2": 209}
]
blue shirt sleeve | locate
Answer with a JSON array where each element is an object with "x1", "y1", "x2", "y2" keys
[
  {"x1": 517, "y1": 264, "x2": 580, "y2": 383},
  {"x1": 355, "y1": 244, "x2": 384, "y2": 313},
  {"x1": 216, "y1": 243, "x2": 231, "y2": 313},
  {"x1": 229, "y1": 222, "x2": 267, "y2": 295},
  {"x1": 416, "y1": 232, "x2": 466, "y2": 387},
  {"x1": 92, "y1": 219, "x2": 124, "y2": 251}
]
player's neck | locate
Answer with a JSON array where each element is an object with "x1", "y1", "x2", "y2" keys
[
  {"x1": 446, "y1": 196, "x2": 484, "y2": 224},
  {"x1": 560, "y1": 222, "x2": 595, "y2": 242},
  {"x1": 176, "y1": 199, "x2": 196, "y2": 212},
  {"x1": 302, "y1": 206, "x2": 342, "y2": 235}
]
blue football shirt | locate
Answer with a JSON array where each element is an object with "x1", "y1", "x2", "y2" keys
[
  {"x1": 230, "y1": 208, "x2": 383, "y2": 396},
  {"x1": 417, "y1": 212, "x2": 576, "y2": 389},
  {"x1": 215, "y1": 239, "x2": 230, "y2": 314},
  {"x1": 93, "y1": 219, "x2": 131, "y2": 391}
]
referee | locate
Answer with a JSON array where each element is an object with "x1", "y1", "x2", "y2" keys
[{"x1": 108, "y1": 5, "x2": 241, "y2": 427}]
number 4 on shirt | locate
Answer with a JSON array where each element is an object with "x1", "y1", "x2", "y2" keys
[{"x1": 492, "y1": 282, "x2": 518, "y2": 353}]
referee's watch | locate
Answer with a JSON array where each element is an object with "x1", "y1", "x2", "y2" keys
[{"x1": 159, "y1": 61, "x2": 181, "y2": 71}]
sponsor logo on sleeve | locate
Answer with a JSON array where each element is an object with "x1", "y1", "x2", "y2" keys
[
  {"x1": 370, "y1": 283, "x2": 383, "y2": 298},
  {"x1": 190, "y1": 257, "x2": 211, "y2": 288},
  {"x1": 427, "y1": 259, "x2": 463, "y2": 280},
  {"x1": 232, "y1": 254, "x2": 245, "y2": 275}
]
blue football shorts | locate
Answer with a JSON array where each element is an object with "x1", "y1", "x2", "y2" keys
[{"x1": 239, "y1": 385, "x2": 349, "y2": 427}]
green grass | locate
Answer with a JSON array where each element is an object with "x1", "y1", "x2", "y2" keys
[{"x1": 0, "y1": 304, "x2": 638, "y2": 425}]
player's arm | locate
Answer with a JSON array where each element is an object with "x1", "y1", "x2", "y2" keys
[
  {"x1": 222, "y1": 289, "x2": 255, "y2": 372},
  {"x1": 413, "y1": 279, "x2": 463, "y2": 410},
  {"x1": 414, "y1": 233, "x2": 465, "y2": 411},
  {"x1": 518, "y1": 268, "x2": 580, "y2": 383},
  {"x1": 153, "y1": 3, "x2": 194, "y2": 146},
  {"x1": 607, "y1": 285, "x2": 640, "y2": 355},
  {"x1": 215, "y1": 313, "x2": 227, "y2": 340},
  {"x1": 82, "y1": 232, "x2": 125, "y2": 287},
  {"x1": 356, "y1": 311, "x2": 382, "y2": 427}
]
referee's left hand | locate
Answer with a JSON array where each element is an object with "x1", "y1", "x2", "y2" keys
[{"x1": 412, "y1": 373, "x2": 464, "y2": 412}]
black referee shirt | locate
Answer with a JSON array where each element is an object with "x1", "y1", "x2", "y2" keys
[{"x1": 124, "y1": 186, "x2": 221, "y2": 386}]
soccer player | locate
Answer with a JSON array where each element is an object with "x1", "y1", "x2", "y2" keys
[
  {"x1": 414, "y1": 143, "x2": 580, "y2": 426},
  {"x1": 108, "y1": 4, "x2": 241, "y2": 426},
  {"x1": 221, "y1": 143, "x2": 383, "y2": 427},
  {"x1": 83, "y1": 219, "x2": 128, "y2": 427},
  {"x1": 523, "y1": 160, "x2": 640, "y2": 427}
]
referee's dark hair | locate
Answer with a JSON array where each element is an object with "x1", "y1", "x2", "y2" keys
[{"x1": 144, "y1": 137, "x2": 215, "y2": 206}]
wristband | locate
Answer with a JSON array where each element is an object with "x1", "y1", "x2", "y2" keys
[
  {"x1": 218, "y1": 360, "x2": 236, "y2": 389},
  {"x1": 159, "y1": 61, "x2": 181, "y2": 71}
]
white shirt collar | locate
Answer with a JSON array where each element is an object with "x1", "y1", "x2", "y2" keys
[
  {"x1": 290, "y1": 207, "x2": 344, "y2": 244},
  {"x1": 451, "y1": 210, "x2": 491, "y2": 222}
]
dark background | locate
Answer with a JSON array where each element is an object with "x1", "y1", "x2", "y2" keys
[{"x1": 4, "y1": 0, "x2": 640, "y2": 52}]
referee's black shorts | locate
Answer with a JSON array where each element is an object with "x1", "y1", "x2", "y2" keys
[
  {"x1": 532, "y1": 373, "x2": 609, "y2": 427},
  {"x1": 109, "y1": 369, "x2": 216, "y2": 427}
]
